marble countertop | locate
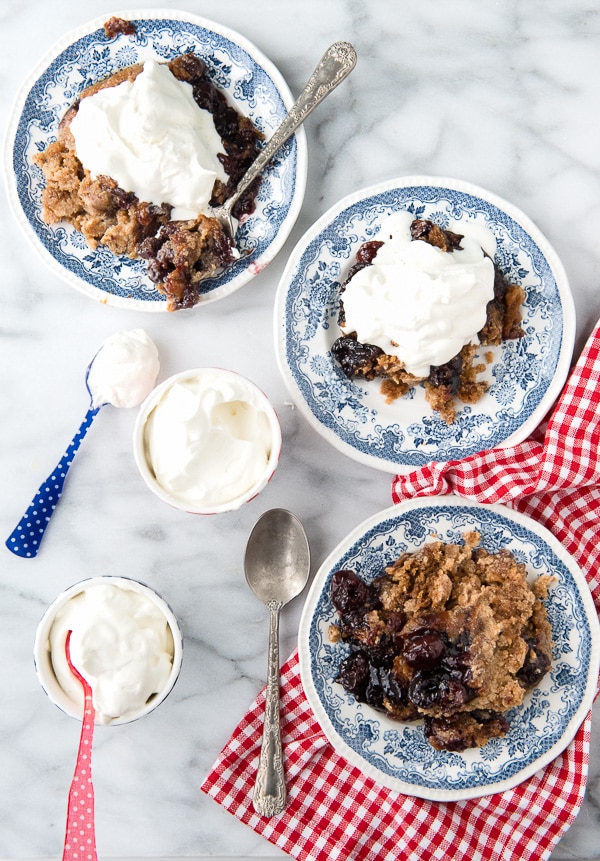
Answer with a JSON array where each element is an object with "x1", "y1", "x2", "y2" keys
[{"x1": 1, "y1": 1, "x2": 599, "y2": 858}]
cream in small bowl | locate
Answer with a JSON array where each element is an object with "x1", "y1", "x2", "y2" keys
[
  {"x1": 34, "y1": 577, "x2": 183, "y2": 725},
  {"x1": 133, "y1": 368, "x2": 281, "y2": 514}
]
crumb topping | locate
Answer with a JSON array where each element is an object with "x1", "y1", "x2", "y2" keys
[
  {"x1": 330, "y1": 532, "x2": 553, "y2": 750},
  {"x1": 33, "y1": 53, "x2": 263, "y2": 310},
  {"x1": 331, "y1": 219, "x2": 525, "y2": 423}
]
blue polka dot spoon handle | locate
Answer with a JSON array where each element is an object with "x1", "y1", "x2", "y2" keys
[{"x1": 6, "y1": 406, "x2": 101, "y2": 558}]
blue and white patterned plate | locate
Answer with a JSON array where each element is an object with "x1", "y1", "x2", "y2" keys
[
  {"x1": 275, "y1": 177, "x2": 575, "y2": 472},
  {"x1": 4, "y1": 9, "x2": 307, "y2": 310},
  {"x1": 298, "y1": 497, "x2": 599, "y2": 801}
]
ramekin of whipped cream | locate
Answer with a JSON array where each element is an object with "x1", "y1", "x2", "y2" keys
[
  {"x1": 133, "y1": 368, "x2": 281, "y2": 514},
  {"x1": 34, "y1": 577, "x2": 183, "y2": 725}
]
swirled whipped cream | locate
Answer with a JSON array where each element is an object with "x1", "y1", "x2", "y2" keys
[
  {"x1": 70, "y1": 59, "x2": 227, "y2": 220},
  {"x1": 142, "y1": 370, "x2": 275, "y2": 509},
  {"x1": 340, "y1": 212, "x2": 496, "y2": 377},
  {"x1": 87, "y1": 328, "x2": 160, "y2": 409},
  {"x1": 49, "y1": 582, "x2": 175, "y2": 724}
]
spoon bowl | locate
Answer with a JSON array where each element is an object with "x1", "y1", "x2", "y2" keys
[
  {"x1": 244, "y1": 508, "x2": 310, "y2": 816},
  {"x1": 245, "y1": 508, "x2": 311, "y2": 605}
]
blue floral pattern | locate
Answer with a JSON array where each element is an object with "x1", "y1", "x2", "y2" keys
[
  {"x1": 298, "y1": 498, "x2": 599, "y2": 800},
  {"x1": 7, "y1": 13, "x2": 305, "y2": 309},
  {"x1": 276, "y1": 178, "x2": 574, "y2": 472}
]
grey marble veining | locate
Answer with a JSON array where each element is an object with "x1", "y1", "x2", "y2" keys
[{"x1": 1, "y1": 0, "x2": 599, "y2": 858}]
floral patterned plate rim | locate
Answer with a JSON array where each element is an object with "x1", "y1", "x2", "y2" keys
[
  {"x1": 4, "y1": 8, "x2": 307, "y2": 311},
  {"x1": 298, "y1": 496, "x2": 599, "y2": 801},
  {"x1": 275, "y1": 176, "x2": 575, "y2": 473}
]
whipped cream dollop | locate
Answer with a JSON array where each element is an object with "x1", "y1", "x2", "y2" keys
[
  {"x1": 71, "y1": 59, "x2": 227, "y2": 220},
  {"x1": 340, "y1": 212, "x2": 496, "y2": 377},
  {"x1": 49, "y1": 582, "x2": 175, "y2": 725},
  {"x1": 87, "y1": 328, "x2": 160, "y2": 409},
  {"x1": 143, "y1": 371, "x2": 275, "y2": 509}
]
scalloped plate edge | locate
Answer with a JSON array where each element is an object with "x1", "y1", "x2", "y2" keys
[
  {"x1": 298, "y1": 496, "x2": 599, "y2": 801},
  {"x1": 275, "y1": 175, "x2": 575, "y2": 473},
  {"x1": 3, "y1": 8, "x2": 307, "y2": 311}
]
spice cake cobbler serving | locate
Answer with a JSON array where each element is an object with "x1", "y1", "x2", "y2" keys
[
  {"x1": 332, "y1": 213, "x2": 525, "y2": 422},
  {"x1": 34, "y1": 52, "x2": 263, "y2": 310},
  {"x1": 329, "y1": 532, "x2": 553, "y2": 751}
]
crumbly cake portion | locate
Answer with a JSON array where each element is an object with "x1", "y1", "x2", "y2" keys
[
  {"x1": 33, "y1": 53, "x2": 263, "y2": 310},
  {"x1": 329, "y1": 532, "x2": 553, "y2": 751},
  {"x1": 331, "y1": 220, "x2": 526, "y2": 423},
  {"x1": 103, "y1": 16, "x2": 136, "y2": 38}
]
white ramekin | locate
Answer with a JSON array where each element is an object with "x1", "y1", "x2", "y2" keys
[
  {"x1": 34, "y1": 576, "x2": 183, "y2": 725},
  {"x1": 133, "y1": 367, "x2": 282, "y2": 514}
]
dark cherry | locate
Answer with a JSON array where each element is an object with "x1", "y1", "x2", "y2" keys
[
  {"x1": 408, "y1": 669, "x2": 469, "y2": 712},
  {"x1": 331, "y1": 335, "x2": 383, "y2": 378},
  {"x1": 169, "y1": 53, "x2": 208, "y2": 82},
  {"x1": 213, "y1": 103, "x2": 241, "y2": 140},
  {"x1": 337, "y1": 240, "x2": 384, "y2": 293},
  {"x1": 103, "y1": 16, "x2": 136, "y2": 38},
  {"x1": 331, "y1": 569, "x2": 369, "y2": 615},
  {"x1": 137, "y1": 236, "x2": 161, "y2": 260},
  {"x1": 336, "y1": 649, "x2": 370, "y2": 699},
  {"x1": 402, "y1": 631, "x2": 446, "y2": 670},
  {"x1": 409, "y1": 218, "x2": 463, "y2": 250},
  {"x1": 517, "y1": 637, "x2": 552, "y2": 687},
  {"x1": 192, "y1": 79, "x2": 218, "y2": 112},
  {"x1": 110, "y1": 186, "x2": 137, "y2": 209},
  {"x1": 144, "y1": 260, "x2": 166, "y2": 285},
  {"x1": 423, "y1": 716, "x2": 470, "y2": 752},
  {"x1": 493, "y1": 263, "x2": 509, "y2": 301},
  {"x1": 355, "y1": 240, "x2": 384, "y2": 266},
  {"x1": 441, "y1": 651, "x2": 473, "y2": 686},
  {"x1": 368, "y1": 634, "x2": 397, "y2": 669},
  {"x1": 428, "y1": 354, "x2": 463, "y2": 393},
  {"x1": 342, "y1": 660, "x2": 408, "y2": 712},
  {"x1": 364, "y1": 663, "x2": 386, "y2": 711}
]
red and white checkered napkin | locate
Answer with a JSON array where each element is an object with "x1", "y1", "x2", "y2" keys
[{"x1": 201, "y1": 321, "x2": 600, "y2": 861}]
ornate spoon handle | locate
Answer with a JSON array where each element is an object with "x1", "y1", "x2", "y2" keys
[
  {"x1": 5, "y1": 406, "x2": 101, "y2": 558},
  {"x1": 253, "y1": 600, "x2": 286, "y2": 817},
  {"x1": 228, "y1": 41, "x2": 357, "y2": 209}
]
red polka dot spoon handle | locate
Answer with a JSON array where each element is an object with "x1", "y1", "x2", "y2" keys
[
  {"x1": 5, "y1": 405, "x2": 101, "y2": 558},
  {"x1": 63, "y1": 630, "x2": 97, "y2": 861}
]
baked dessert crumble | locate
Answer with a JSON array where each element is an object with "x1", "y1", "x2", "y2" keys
[
  {"x1": 329, "y1": 532, "x2": 553, "y2": 751},
  {"x1": 332, "y1": 218, "x2": 525, "y2": 422},
  {"x1": 33, "y1": 53, "x2": 263, "y2": 310},
  {"x1": 103, "y1": 16, "x2": 136, "y2": 38}
]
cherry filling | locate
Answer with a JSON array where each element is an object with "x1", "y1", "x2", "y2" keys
[
  {"x1": 132, "y1": 53, "x2": 263, "y2": 309},
  {"x1": 328, "y1": 536, "x2": 552, "y2": 752},
  {"x1": 331, "y1": 570, "x2": 476, "y2": 721},
  {"x1": 329, "y1": 567, "x2": 536, "y2": 754},
  {"x1": 331, "y1": 219, "x2": 521, "y2": 406}
]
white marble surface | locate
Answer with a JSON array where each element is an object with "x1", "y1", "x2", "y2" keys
[{"x1": 1, "y1": 0, "x2": 599, "y2": 858}]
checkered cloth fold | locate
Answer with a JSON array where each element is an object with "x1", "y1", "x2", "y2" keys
[{"x1": 201, "y1": 321, "x2": 600, "y2": 861}]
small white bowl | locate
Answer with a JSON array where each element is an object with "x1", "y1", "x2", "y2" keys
[
  {"x1": 133, "y1": 368, "x2": 282, "y2": 514},
  {"x1": 34, "y1": 576, "x2": 183, "y2": 725}
]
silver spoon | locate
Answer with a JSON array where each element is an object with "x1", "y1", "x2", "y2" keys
[
  {"x1": 244, "y1": 508, "x2": 311, "y2": 817},
  {"x1": 211, "y1": 41, "x2": 357, "y2": 237}
]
